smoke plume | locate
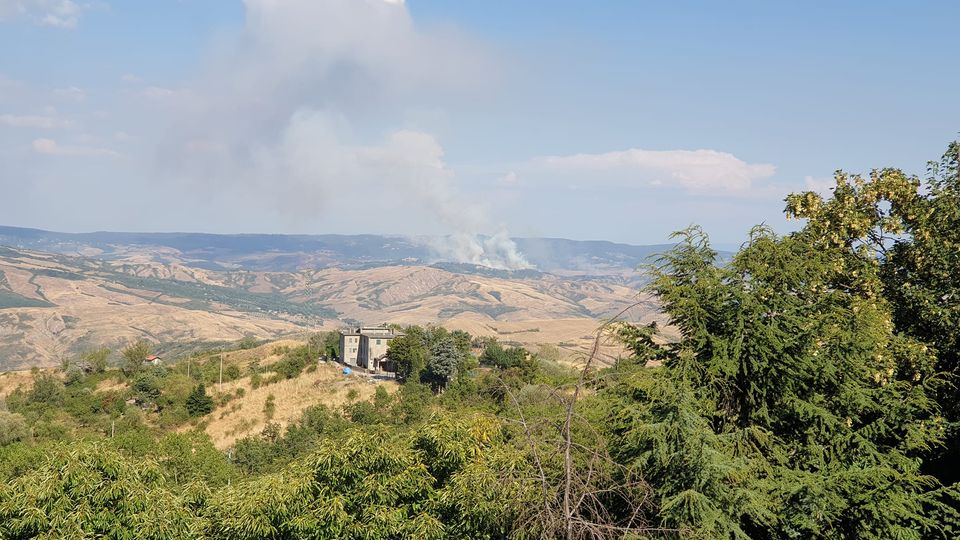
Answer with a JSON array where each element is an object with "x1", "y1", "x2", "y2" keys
[{"x1": 150, "y1": 0, "x2": 530, "y2": 269}]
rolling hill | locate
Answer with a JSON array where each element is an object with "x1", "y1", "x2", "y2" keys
[
  {"x1": 0, "y1": 239, "x2": 662, "y2": 370},
  {"x1": 0, "y1": 225, "x2": 675, "y2": 278}
]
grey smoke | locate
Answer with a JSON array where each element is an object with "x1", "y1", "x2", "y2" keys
[
  {"x1": 428, "y1": 230, "x2": 531, "y2": 271},
  {"x1": 149, "y1": 0, "x2": 530, "y2": 270}
]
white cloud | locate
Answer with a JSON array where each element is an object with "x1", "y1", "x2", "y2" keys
[
  {"x1": 0, "y1": 113, "x2": 71, "y2": 128},
  {"x1": 32, "y1": 137, "x2": 119, "y2": 157},
  {"x1": 159, "y1": 0, "x2": 493, "y2": 181},
  {"x1": 0, "y1": 0, "x2": 90, "y2": 28},
  {"x1": 531, "y1": 148, "x2": 776, "y2": 195}
]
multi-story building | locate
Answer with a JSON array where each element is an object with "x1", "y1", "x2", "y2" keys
[{"x1": 339, "y1": 325, "x2": 401, "y2": 372}]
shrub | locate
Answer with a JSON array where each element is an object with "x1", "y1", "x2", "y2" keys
[
  {"x1": 84, "y1": 348, "x2": 111, "y2": 373},
  {"x1": 185, "y1": 385, "x2": 214, "y2": 417},
  {"x1": 0, "y1": 411, "x2": 29, "y2": 446},
  {"x1": 263, "y1": 394, "x2": 276, "y2": 420},
  {"x1": 273, "y1": 346, "x2": 311, "y2": 379},
  {"x1": 345, "y1": 401, "x2": 383, "y2": 425},
  {"x1": 28, "y1": 372, "x2": 64, "y2": 406},
  {"x1": 224, "y1": 365, "x2": 241, "y2": 382},
  {"x1": 132, "y1": 372, "x2": 162, "y2": 402},
  {"x1": 120, "y1": 340, "x2": 152, "y2": 376}
]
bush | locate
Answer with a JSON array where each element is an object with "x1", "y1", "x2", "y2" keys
[
  {"x1": 479, "y1": 342, "x2": 528, "y2": 369},
  {"x1": 0, "y1": 411, "x2": 29, "y2": 446},
  {"x1": 185, "y1": 385, "x2": 214, "y2": 417},
  {"x1": 63, "y1": 365, "x2": 85, "y2": 386},
  {"x1": 263, "y1": 394, "x2": 276, "y2": 420},
  {"x1": 132, "y1": 372, "x2": 162, "y2": 402},
  {"x1": 393, "y1": 382, "x2": 432, "y2": 424},
  {"x1": 120, "y1": 340, "x2": 152, "y2": 376},
  {"x1": 85, "y1": 348, "x2": 111, "y2": 373},
  {"x1": 224, "y1": 365, "x2": 241, "y2": 382},
  {"x1": 273, "y1": 346, "x2": 311, "y2": 379},
  {"x1": 231, "y1": 435, "x2": 276, "y2": 475},
  {"x1": 28, "y1": 372, "x2": 64, "y2": 406},
  {"x1": 345, "y1": 401, "x2": 382, "y2": 425},
  {"x1": 156, "y1": 432, "x2": 238, "y2": 487}
]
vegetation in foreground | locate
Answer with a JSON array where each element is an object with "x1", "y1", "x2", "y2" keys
[{"x1": 0, "y1": 141, "x2": 958, "y2": 539}]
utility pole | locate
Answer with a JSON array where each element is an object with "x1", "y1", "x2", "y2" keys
[{"x1": 219, "y1": 355, "x2": 223, "y2": 393}]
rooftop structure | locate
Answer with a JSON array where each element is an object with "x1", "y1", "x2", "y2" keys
[{"x1": 339, "y1": 325, "x2": 402, "y2": 372}]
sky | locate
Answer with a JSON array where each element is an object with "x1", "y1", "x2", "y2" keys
[{"x1": 2, "y1": 0, "x2": 958, "y2": 262}]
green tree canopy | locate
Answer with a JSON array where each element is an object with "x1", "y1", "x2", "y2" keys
[
  {"x1": 121, "y1": 339, "x2": 153, "y2": 376},
  {"x1": 607, "y1": 224, "x2": 957, "y2": 538},
  {"x1": 388, "y1": 332, "x2": 427, "y2": 383},
  {"x1": 0, "y1": 444, "x2": 199, "y2": 539},
  {"x1": 423, "y1": 337, "x2": 463, "y2": 391},
  {"x1": 185, "y1": 384, "x2": 214, "y2": 417}
]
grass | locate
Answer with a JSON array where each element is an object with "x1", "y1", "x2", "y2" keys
[{"x1": 196, "y1": 361, "x2": 396, "y2": 449}]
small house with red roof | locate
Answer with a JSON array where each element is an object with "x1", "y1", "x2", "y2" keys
[{"x1": 143, "y1": 355, "x2": 162, "y2": 367}]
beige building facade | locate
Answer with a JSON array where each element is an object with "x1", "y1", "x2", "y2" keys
[{"x1": 339, "y1": 325, "x2": 401, "y2": 372}]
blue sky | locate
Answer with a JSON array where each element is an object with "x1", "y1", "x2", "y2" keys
[{"x1": 2, "y1": 1, "x2": 958, "y2": 257}]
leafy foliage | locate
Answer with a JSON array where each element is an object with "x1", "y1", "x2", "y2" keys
[
  {"x1": 423, "y1": 337, "x2": 463, "y2": 391},
  {"x1": 388, "y1": 332, "x2": 427, "y2": 383},
  {"x1": 0, "y1": 444, "x2": 200, "y2": 539},
  {"x1": 185, "y1": 384, "x2": 214, "y2": 417},
  {"x1": 606, "y1": 224, "x2": 958, "y2": 538},
  {"x1": 121, "y1": 339, "x2": 153, "y2": 376},
  {"x1": 0, "y1": 412, "x2": 29, "y2": 447}
]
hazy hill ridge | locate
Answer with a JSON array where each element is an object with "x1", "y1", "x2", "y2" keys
[
  {"x1": 0, "y1": 225, "x2": 674, "y2": 278},
  {"x1": 0, "y1": 233, "x2": 664, "y2": 370}
]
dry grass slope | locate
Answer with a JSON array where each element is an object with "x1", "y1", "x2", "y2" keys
[{"x1": 199, "y1": 361, "x2": 394, "y2": 449}]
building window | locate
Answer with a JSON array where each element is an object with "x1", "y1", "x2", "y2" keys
[{"x1": 376, "y1": 339, "x2": 381, "y2": 345}]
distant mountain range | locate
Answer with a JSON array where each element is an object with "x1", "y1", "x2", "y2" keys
[
  {"x1": 0, "y1": 226, "x2": 676, "y2": 277},
  {"x1": 0, "y1": 225, "x2": 709, "y2": 369},
  {"x1": 0, "y1": 244, "x2": 661, "y2": 370}
]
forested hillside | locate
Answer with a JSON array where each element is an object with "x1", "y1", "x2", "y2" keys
[{"x1": 1, "y1": 141, "x2": 958, "y2": 539}]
